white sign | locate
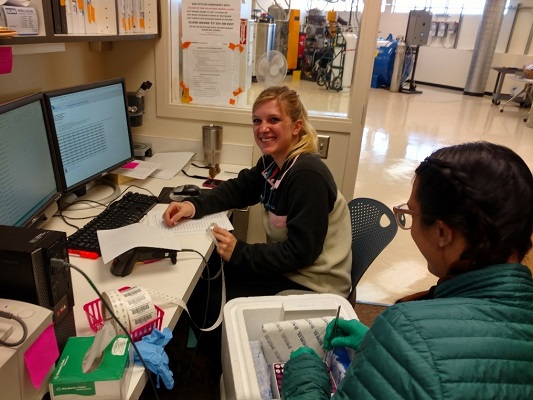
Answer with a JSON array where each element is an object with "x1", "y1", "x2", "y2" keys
[
  {"x1": 181, "y1": 0, "x2": 240, "y2": 43},
  {"x1": 183, "y1": 42, "x2": 236, "y2": 106},
  {"x1": 0, "y1": 5, "x2": 38, "y2": 35}
]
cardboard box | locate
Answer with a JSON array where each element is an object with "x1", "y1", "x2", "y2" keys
[
  {"x1": 221, "y1": 294, "x2": 358, "y2": 400},
  {"x1": 523, "y1": 64, "x2": 533, "y2": 79},
  {"x1": 49, "y1": 335, "x2": 132, "y2": 399}
]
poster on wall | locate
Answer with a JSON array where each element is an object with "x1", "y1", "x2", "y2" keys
[
  {"x1": 182, "y1": 0, "x2": 240, "y2": 43},
  {"x1": 183, "y1": 42, "x2": 234, "y2": 105}
]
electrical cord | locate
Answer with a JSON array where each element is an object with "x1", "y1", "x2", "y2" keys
[
  {"x1": 0, "y1": 310, "x2": 28, "y2": 347},
  {"x1": 50, "y1": 258, "x2": 161, "y2": 400}
]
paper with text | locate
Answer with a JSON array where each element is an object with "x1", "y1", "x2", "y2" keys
[
  {"x1": 147, "y1": 204, "x2": 233, "y2": 235},
  {"x1": 113, "y1": 160, "x2": 161, "y2": 180},
  {"x1": 148, "y1": 152, "x2": 195, "y2": 180}
]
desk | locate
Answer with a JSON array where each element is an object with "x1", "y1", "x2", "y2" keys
[
  {"x1": 43, "y1": 163, "x2": 245, "y2": 399},
  {"x1": 499, "y1": 76, "x2": 533, "y2": 122}
]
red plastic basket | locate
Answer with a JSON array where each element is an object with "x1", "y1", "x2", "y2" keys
[{"x1": 83, "y1": 286, "x2": 164, "y2": 342}]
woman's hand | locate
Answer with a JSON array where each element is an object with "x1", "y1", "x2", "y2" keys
[
  {"x1": 163, "y1": 202, "x2": 194, "y2": 226},
  {"x1": 323, "y1": 318, "x2": 369, "y2": 351},
  {"x1": 212, "y1": 226, "x2": 237, "y2": 262}
]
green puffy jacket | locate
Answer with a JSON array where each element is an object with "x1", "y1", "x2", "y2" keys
[{"x1": 282, "y1": 263, "x2": 533, "y2": 400}]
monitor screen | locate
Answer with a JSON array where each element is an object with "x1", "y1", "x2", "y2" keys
[
  {"x1": 45, "y1": 78, "x2": 134, "y2": 203},
  {"x1": 0, "y1": 93, "x2": 62, "y2": 227}
]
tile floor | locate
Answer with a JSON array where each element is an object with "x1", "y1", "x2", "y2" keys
[
  {"x1": 356, "y1": 83, "x2": 533, "y2": 305},
  {"x1": 250, "y1": 78, "x2": 533, "y2": 305}
]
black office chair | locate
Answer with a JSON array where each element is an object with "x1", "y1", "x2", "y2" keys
[
  {"x1": 346, "y1": 197, "x2": 397, "y2": 306},
  {"x1": 277, "y1": 197, "x2": 397, "y2": 307}
]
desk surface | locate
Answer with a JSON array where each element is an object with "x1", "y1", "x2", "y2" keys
[
  {"x1": 510, "y1": 76, "x2": 533, "y2": 84},
  {"x1": 43, "y1": 162, "x2": 245, "y2": 399}
]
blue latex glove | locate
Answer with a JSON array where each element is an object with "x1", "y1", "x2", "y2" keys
[
  {"x1": 133, "y1": 327, "x2": 174, "y2": 389},
  {"x1": 290, "y1": 346, "x2": 320, "y2": 360},
  {"x1": 323, "y1": 318, "x2": 369, "y2": 351}
]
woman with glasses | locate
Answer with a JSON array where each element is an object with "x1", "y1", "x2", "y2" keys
[
  {"x1": 282, "y1": 141, "x2": 533, "y2": 399},
  {"x1": 162, "y1": 86, "x2": 352, "y2": 381}
]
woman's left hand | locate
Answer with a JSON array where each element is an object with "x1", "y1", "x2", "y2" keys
[{"x1": 212, "y1": 226, "x2": 237, "y2": 262}]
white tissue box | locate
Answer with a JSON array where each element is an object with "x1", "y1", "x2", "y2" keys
[
  {"x1": 221, "y1": 293, "x2": 358, "y2": 400},
  {"x1": 49, "y1": 336, "x2": 132, "y2": 399}
]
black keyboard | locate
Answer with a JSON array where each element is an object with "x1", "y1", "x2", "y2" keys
[{"x1": 67, "y1": 192, "x2": 158, "y2": 256}]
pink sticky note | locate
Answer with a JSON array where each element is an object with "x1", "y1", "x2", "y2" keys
[
  {"x1": 0, "y1": 47, "x2": 13, "y2": 74},
  {"x1": 24, "y1": 323, "x2": 59, "y2": 389},
  {"x1": 122, "y1": 162, "x2": 139, "y2": 169}
]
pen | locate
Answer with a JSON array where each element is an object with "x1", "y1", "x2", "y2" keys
[
  {"x1": 324, "y1": 306, "x2": 341, "y2": 364},
  {"x1": 68, "y1": 249, "x2": 99, "y2": 260}
]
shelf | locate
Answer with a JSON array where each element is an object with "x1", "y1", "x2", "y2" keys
[{"x1": 0, "y1": 0, "x2": 159, "y2": 46}]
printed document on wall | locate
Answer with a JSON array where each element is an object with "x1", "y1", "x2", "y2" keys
[
  {"x1": 183, "y1": 42, "x2": 234, "y2": 106},
  {"x1": 182, "y1": 0, "x2": 240, "y2": 43}
]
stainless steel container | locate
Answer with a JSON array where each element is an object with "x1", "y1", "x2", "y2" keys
[{"x1": 202, "y1": 124, "x2": 223, "y2": 166}]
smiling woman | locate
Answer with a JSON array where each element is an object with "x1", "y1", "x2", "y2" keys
[{"x1": 162, "y1": 85, "x2": 353, "y2": 384}]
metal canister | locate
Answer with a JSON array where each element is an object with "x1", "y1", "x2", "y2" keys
[
  {"x1": 390, "y1": 37, "x2": 407, "y2": 93},
  {"x1": 202, "y1": 124, "x2": 223, "y2": 166}
]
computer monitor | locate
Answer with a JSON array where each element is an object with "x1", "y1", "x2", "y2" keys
[
  {"x1": 0, "y1": 93, "x2": 62, "y2": 228},
  {"x1": 44, "y1": 78, "x2": 134, "y2": 205}
]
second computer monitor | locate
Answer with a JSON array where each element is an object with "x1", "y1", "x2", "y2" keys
[
  {"x1": 0, "y1": 93, "x2": 62, "y2": 227},
  {"x1": 45, "y1": 78, "x2": 134, "y2": 203}
]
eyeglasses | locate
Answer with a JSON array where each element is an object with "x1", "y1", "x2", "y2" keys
[{"x1": 393, "y1": 203, "x2": 421, "y2": 230}]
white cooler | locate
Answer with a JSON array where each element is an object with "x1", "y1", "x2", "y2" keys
[{"x1": 221, "y1": 294, "x2": 358, "y2": 400}]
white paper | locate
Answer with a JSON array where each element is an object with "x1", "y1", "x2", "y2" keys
[
  {"x1": 1, "y1": 5, "x2": 38, "y2": 35},
  {"x1": 184, "y1": 43, "x2": 235, "y2": 106},
  {"x1": 97, "y1": 223, "x2": 182, "y2": 264},
  {"x1": 82, "y1": 321, "x2": 116, "y2": 373},
  {"x1": 5, "y1": 1, "x2": 31, "y2": 7},
  {"x1": 148, "y1": 152, "x2": 195, "y2": 180},
  {"x1": 181, "y1": 0, "x2": 240, "y2": 43},
  {"x1": 146, "y1": 204, "x2": 234, "y2": 235},
  {"x1": 113, "y1": 160, "x2": 161, "y2": 180}
]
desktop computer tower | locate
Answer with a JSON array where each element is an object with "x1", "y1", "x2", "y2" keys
[{"x1": 0, "y1": 225, "x2": 75, "y2": 352}]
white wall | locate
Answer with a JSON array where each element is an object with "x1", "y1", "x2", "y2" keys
[{"x1": 378, "y1": 0, "x2": 533, "y2": 93}]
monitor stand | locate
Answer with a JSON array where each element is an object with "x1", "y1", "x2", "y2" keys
[{"x1": 59, "y1": 178, "x2": 122, "y2": 210}]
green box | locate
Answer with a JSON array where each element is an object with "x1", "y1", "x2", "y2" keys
[{"x1": 49, "y1": 335, "x2": 132, "y2": 399}]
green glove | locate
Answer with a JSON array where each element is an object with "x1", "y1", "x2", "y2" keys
[
  {"x1": 323, "y1": 318, "x2": 369, "y2": 351},
  {"x1": 290, "y1": 346, "x2": 320, "y2": 360}
]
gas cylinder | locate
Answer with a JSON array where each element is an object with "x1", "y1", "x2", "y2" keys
[{"x1": 390, "y1": 36, "x2": 406, "y2": 92}]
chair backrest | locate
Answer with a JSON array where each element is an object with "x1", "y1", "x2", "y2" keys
[{"x1": 347, "y1": 198, "x2": 397, "y2": 304}]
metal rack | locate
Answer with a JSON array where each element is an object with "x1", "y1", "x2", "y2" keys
[{"x1": 491, "y1": 66, "x2": 525, "y2": 105}]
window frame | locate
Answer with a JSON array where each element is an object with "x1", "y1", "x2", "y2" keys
[{"x1": 155, "y1": 0, "x2": 365, "y2": 133}]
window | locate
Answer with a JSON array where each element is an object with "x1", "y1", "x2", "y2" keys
[
  {"x1": 157, "y1": 0, "x2": 373, "y2": 122},
  {"x1": 392, "y1": 0, "x2": 489, "y2": 15}
]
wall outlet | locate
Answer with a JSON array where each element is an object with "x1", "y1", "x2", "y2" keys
[{"x1": 318, "y1": 135, "x2": 330, "y2": 158}]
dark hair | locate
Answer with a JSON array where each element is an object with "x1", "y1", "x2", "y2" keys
[{"x1": 415, "y1": 141, "x2": 533, "y2": 273}]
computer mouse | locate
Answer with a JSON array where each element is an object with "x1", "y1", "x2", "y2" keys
[{"x1": 172, "y1": 184, "x2": 201, "y2": 196}]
